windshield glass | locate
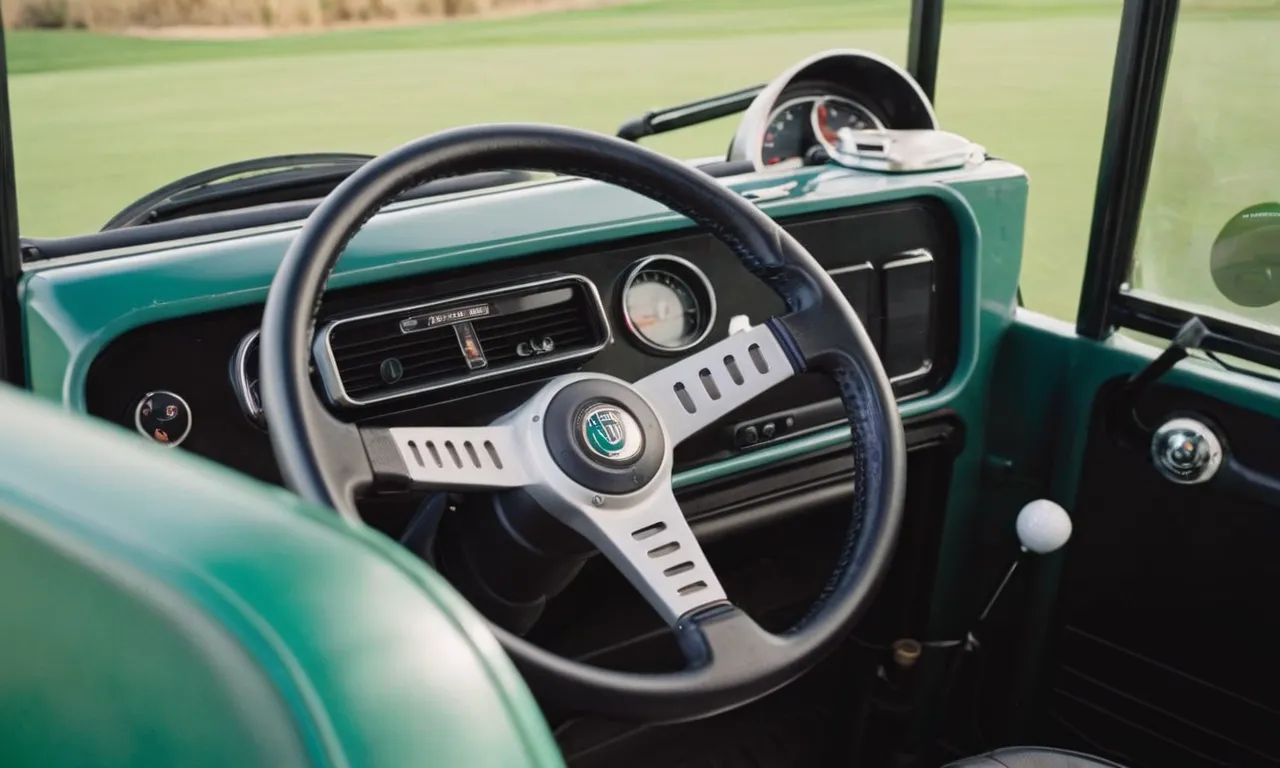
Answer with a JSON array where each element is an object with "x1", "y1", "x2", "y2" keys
[
  {"x1": 1129, "y1": 3, "x2": 1280, "y2": 330},
  {"x1": 5, "y1": 0, "x2": 913, "y2": 237}
]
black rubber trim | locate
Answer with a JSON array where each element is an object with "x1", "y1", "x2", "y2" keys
[{"x1": 1113, "y1": 292, "x2": 1280, "y2": 372}]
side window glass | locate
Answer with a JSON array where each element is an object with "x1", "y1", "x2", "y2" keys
[{"x1": 1129, "y1": 6, "x2": 1280, "y2": 329}]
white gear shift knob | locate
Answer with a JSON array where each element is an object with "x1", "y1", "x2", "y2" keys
[{"x1": 1015, "y1": 499, "x2": 1072, "y2": 555}]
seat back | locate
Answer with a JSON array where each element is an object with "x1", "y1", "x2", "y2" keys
[{"x1": 0, "y1": 384, "x2": 563, "y2": 768}]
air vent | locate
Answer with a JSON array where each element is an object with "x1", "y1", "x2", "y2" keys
[{"x1": 314, "y1": 275, "x2": 609, "y2": 407}]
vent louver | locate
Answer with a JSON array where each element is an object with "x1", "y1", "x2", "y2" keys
[{"x1": 314, "y1": 275, "x2": 609, "y2": 407}]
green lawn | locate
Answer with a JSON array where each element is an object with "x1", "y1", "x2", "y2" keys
[{"x1": 6, "y1": 0, "x2": 1277, "y2": 323}]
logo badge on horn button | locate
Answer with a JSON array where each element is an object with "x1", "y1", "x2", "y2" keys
[{"x1": 579, "y1": 402, "x2": 644, "y2": 465}]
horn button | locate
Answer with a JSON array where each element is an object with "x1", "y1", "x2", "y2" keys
[{"x1": 543, "y1": 379, "x2": 667, "y2": 495}]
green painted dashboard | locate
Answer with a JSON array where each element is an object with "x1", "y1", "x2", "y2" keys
[{"x1": 20, "y1": 160, "x2": 1026, "y2": 496}]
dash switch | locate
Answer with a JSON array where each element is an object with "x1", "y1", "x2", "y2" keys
[{"x1": 135, "y1": 391, "x2": 192, "y2": 448}]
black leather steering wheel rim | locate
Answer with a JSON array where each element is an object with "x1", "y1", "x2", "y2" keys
[{"x1": 259, "y1": 123, "x2": 906, "y2": 723}]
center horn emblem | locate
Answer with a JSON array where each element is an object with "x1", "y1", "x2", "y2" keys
[{"x1": 579, "y1": 402, "x2": 644, "y2": 465}]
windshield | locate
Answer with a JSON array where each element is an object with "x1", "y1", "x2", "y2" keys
[
  {"x1": 5, "y1": 0, "x2": 915, "y2": 238},
  {"x1": 1129, "y1": 3, "x2": 1280, "y2": 330}
]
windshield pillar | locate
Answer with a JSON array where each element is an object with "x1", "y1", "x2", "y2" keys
[
  {"x1": 0, "y1": 24, "x2": 23, "y2": 387},
  {"x1": 1076, "y1": 0, "x2": 1180, "y2": 339}
]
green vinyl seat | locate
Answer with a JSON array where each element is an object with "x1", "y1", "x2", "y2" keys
[{"x1": 0, "y1": 384, "x2": 563, "y2": 768}]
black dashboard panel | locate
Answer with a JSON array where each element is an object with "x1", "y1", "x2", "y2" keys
[{"x1": 85, "y1": 197, "x2": 960, "y2": 488}]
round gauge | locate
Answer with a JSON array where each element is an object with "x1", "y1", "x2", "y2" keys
[
  {"x1": 760, "y1": 97, "x2": 817, "y2": 167},
  {"x1": 621, "y1": 255, "x2": 716, "y2": 353},
  {"x1": 811, "y1": 96, "x2": 883, "y2": 153}
]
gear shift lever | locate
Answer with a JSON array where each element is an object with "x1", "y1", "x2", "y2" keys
[
  {"x1": 868, "y1": 501, "x2": 1072, "y2": 764},
  {"x1": 1014, "y1": 498, "x2": 1073, "y2": 555},
  {"x1": 970, "y1": 499, "x2": 1072, "y2": 647}
]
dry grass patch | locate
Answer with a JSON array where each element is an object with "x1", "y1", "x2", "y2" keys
[{"x1": 3, "y1": 0, "x2": 625, "y2": 31}]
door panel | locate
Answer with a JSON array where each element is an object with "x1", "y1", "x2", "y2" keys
[
  {"x1": 1048, "y1": 379, "x2": 1280, "y2": 768},
  {"x1": 974, "y1": 315, "x2": 1280, "y2": 767}
]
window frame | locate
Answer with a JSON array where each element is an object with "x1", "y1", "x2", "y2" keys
[
  {"x1": 1076, "y1": 0, "x2": 1280, "y2": 369},
  {"x1": 0, "y1": 20, "x2": 24, "y2": 387}
]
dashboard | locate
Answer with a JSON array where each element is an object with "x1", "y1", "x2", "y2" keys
[{"x1": 84, "y1": 199, "x2": 960, "y2": 489}]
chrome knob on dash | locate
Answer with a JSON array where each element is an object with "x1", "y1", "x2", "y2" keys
[{"x1": 1150, "y1": 417, "x2": 1223, "y2": 485}]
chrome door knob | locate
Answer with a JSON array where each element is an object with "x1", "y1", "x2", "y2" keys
[{"x1": 1150, "y1": 417, "x2": 1223, "y2": 484}]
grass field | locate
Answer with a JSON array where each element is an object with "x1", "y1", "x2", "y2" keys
[{"x1": 6, "y1": 0, "x2": 1279, "y2": 323}]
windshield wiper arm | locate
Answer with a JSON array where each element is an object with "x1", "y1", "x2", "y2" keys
[
  {"x1": 101, "y1": 153, "x2": 536, "y2": 231},
  {"x1": 617, "y1": 84, "x2": 764, "y2": 142},
  {"x1": 102, "y1": 153, "x2": 373, "y2": 230}
]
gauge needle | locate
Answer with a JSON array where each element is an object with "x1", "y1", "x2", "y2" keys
[{"x1": 816, "y1": 103, "x2": 838, "y2": 143}]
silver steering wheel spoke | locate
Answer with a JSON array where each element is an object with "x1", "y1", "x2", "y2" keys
[
  {"x1": 531, "y1": 482, "x2": 728, "y2": 626},
  {"x1": 633, "y1": 322, "x2": 796, "y2": 446},
  {"x1": 362, "y1": 423, "x2": 532, "y2": 490}
]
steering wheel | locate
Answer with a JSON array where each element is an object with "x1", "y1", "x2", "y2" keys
[{"x1": 259, "y1": 124, "x2": 906, "y2": 723}]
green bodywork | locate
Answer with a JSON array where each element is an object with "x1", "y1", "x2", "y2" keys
[{"x1": 0, "y1": 381, "x2": 565, "y2": 767}]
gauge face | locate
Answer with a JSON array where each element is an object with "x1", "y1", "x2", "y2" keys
[
  {"x1": 812, "y1": 97, "x2": 881, "y2": 151},
  {"x1": 626, "y1": 271, "x2": 698, "y2": 348},
  {"x1": 759, "y1": 95, "x2": 880, "y2": 167},
  {"x1": 622, "y1": 256, "x2": 716, "y2": 353},
  {"x1": 760, "y1": 98, "x2": 816, "y2": 167}
]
